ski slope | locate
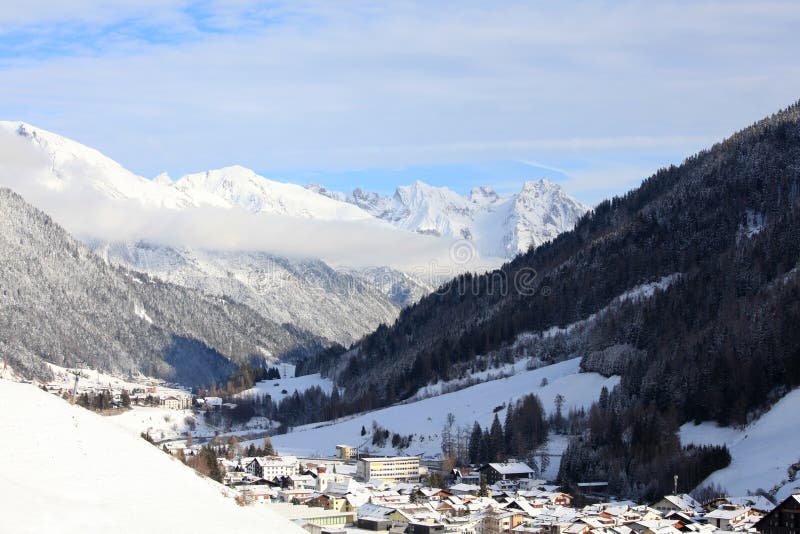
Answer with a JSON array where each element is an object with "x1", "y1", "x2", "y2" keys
[
  {"x1": 271, "y1": 358, "x2": 618, "y2": 458},
  {"x1": 0, "y1": 379, "x2": 303, "y2": 534},
  {"x1": 239, "y1": 372, "x2": 335, "y2": 403},
  {"x1": 680, "y1": 387, "x2": 800, "y2": 500}
]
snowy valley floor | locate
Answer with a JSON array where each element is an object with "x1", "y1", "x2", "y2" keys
[{"x1": 269, "y1": 357, "x2": 619, "y2": 477}]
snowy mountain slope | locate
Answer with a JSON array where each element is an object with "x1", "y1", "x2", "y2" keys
[
  {"x1": 0, "y1": 379, "x2": 304, "y2": 534},
  {"x1": 338, "y1": 265, "x2": 435, "y2": 308},
  {"x1": 174, "y1": 165, "x2": 377, "y2": 220},
  {"x1": 0, "y1": 121, "x2": 192, "y2": 208},
  {"x1": 679, "y1": 388, "x2": 800, "y2": 499},
  {"x1": 93, "y1": 241, "x2": 401, "y2": 345},
  {"x1": 0, "y1": 188, "x2": 321, "y2": 385},
  {"x1": 239, "y1": 372, "x2": 335, "y2": 404},
  {"x1": 270, "y1": 357, "x2": 618, "y2": 459},
  {"x1": 312, "y1": 178, "x2": 589, "y2": 258}
]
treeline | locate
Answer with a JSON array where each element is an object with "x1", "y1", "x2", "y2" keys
[
  {"x1": 74, "y1": 389, "x2": 132, "y2": 411},
  {"x1": 193, "y1": 364, "x2": 281, "y2": 399},
  {"x1": 558, "y1": 386, "x2": 731, "y2": 501},
  {"x1": 467, "y1": 394, "x2": 548, "y2": 465}
]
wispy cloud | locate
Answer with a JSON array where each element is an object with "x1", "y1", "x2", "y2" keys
[
  {"x1": 1, "y1": 1, "x2": 799, "y2": 203},
  {"x1": 0, "y1": 127, "x2": 500, "y2": 273}
]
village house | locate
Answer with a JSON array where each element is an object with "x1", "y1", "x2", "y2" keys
[
  {"x1": 478, "y1": 509, "x2": 526, "y2": 534},
  {"x1": 479, "y1": 462, "x2": 536, "y2": 486},
  {"x1": 652, "y1": 495, "x2": 703, "y2": 515},
  {"x1": 159, "y1": 396, "x2": 181, "y2": 410},
  {"x1": 754, "y1": 494, "x2": 800, "y2": 534},
  {"x1": 451, "y1": 467, "x2": 482, "y2": 486},
  {"x1": 243, "y1": 455, "x2": 300, "y2": 479},
  {"x1": 705, "y1": 504, "x2": 754, "y2": 531},
  {"x1": 336, "y1": 444, "x2": 358, "y2": 460}
]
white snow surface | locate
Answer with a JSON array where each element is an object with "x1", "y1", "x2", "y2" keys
[
  {"x1": 0, "y1": 379, "x2": 304, "y2": 534},
  {"x1": 239, "y1": 372, "x2": 335, "y2": 403},
  {"x1": 316, "y1": 179, "x2": 590, "y2": 258},
  {"x1": 0, "y1": 121, "x2": 193, "y2": 209},
  {"x1": 679, "y1": 387, "x2": 800, "y2": 500},
  {"x1": 271, "y1": 358, "x2": 618, "y2": 458},
  {"x1": 174, "y1": 165, "x2": 377, "y2": 221}
]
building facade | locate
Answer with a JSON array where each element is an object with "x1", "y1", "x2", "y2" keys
[
  {"x1": 755, "y1": 494, "x2": 800, "y2": 534},
  {"x1": 356, "y1": 456, "x2": 420, "y2": 482}
]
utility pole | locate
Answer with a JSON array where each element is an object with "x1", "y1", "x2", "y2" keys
[
  {"x1": 674, "y1": 474, "x2": 679, "y2": 495},
  {"x1": 69, "y1": 361, "x2": 86, "y2": 404}
]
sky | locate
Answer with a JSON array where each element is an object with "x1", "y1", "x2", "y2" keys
[{"x1": 1, "y1": 1, "x2": 799, "y2": 204}]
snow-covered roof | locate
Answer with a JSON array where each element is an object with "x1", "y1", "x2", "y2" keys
[
  {"x1": 659, "y1": 494, "x2": 702, "y2": 511},
  {"x1": 450, "y1": 483, "x2": 480, "y2": 492},
  {"x1": 705, "y1": 507, "x2": 748, "y2": 520},
  {"x1": 487, "y1": 461, "x2": 535, "y2": 475}
]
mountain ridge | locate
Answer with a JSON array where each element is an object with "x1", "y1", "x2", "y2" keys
[
  {"x1": 0, "y1": 187, "x2": 323, "y2": 385},
  {"x1": 309, "y1": 177, "x2": 589, "y2": 258}
]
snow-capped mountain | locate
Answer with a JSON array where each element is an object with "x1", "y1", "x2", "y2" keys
[
  {"x1": 0, "y1": 121, "x2": 192, "y2": 209},
  {"x1": 173, "y1": 165, "x2": 376, "y2": 221},
  {"x1": 0, "y1": 121, "x2": 377, "y2": 222},
  {"x1": 310, "y1": 179, "x2": 590, "y2": 258},
  {"x1": 0, "y1": 120, "x2": 585, "y2": 352},
  {"x1": 92, "y1": 241, "x2": 403, "y2": 346},
  {"x1": 1, "y1": 120, "x2": 586, "y2": 261}
]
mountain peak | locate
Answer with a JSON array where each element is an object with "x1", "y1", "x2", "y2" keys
[{"x1": 469, "y1": 185, "x2": 500, "y2": 204}]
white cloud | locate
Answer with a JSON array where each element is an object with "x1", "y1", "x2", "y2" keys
[
  {"x1": 0, "y1": 127, "x2": 499, "y2": 274},
  {"x1": 1, "y1": 1, "x2": 799, "y2": 202}
]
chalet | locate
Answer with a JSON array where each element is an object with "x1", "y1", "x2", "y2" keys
[
  {"x1": 479, "y1": 462, "x2": 535, "y2": 485},
  {"x1": 244, "y1": 455, "x2": 300, "y2": 479},
  {"x1": 449, "y1": 483, "x2": 481, "y2": 496},
  {"x1": 451, "y1": 467, "x2": 481, "y2": 485},
  {"x1": 652, "y1": 495, "x2": 703, "y2": 515},
  {"x1": 705, "y1": 504, "x2": 753, "y2": 530},
  {"x1": 754, "y1": 494, "x2": 800, "y2": 534}
]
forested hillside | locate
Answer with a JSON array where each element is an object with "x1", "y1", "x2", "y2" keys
[
  {"x1": 321, "y1": 100, "x2": 800, "y2": 499},
  {"x1": 0, "y1": 188, "x2": 323, "y2": 385}
]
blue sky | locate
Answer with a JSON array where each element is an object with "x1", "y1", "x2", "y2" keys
[{"x1": 1, "y1": 1, "x2": 799, "y2": 203}]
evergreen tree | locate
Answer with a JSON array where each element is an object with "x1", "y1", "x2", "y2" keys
[
  {"x1": 503, "y1": 404, "x2": 514, "y2": 456},
  {"x1": 489, "y1": 414, "x2": 504, "y2": 461},
  {"x1": 468, "y1": 421, "x2": 483, "y2": 465}
]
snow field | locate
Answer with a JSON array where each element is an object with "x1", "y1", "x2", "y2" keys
[
  {"x1": 270, "y1": 358, "x2": 618, "y2": 460},
  {"x1": 679, "y1": 387, "x2": 800, "y2": 499},
  {"x1": 0, "y1": 379, "x2": 304, "y2": 534}
]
